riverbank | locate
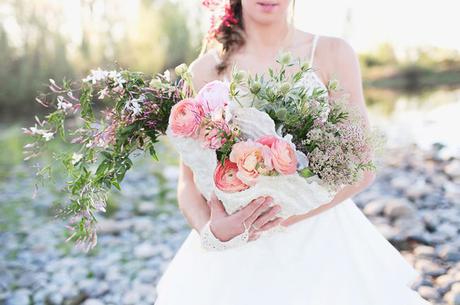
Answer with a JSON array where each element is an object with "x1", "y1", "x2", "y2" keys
[
  {"x1": 364, "y1": 67, "x2": 460, "y2": 91},
  {"x1": 1, "y1": 141, "x2": 459, "y2": 305}
]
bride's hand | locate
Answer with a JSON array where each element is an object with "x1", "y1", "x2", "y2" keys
[{"x1": 206, "y1": 192, "x2": 284, "y2": 242}]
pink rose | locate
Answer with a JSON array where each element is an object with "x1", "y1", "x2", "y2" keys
[
  {"x1": 214, "y1": 159, "x2": 250, "y2": 193},
  {"x1": 196, "y1": 80, "x2": 230, "y2": 115},
  {"x1": 198, "y1": 119, "x2": 230, "y2": 150},
  {"x1": 169, "y1": 98, "x2": 204, "y2": 138},
  {"x1": 257, "y1": 135, "x2": 297, "y2": 175},
  {"x1": 229, "y1": 140, "x2": 273, "y2": 185}
]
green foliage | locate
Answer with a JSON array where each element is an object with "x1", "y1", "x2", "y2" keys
[
  {"x1": 0, "y1": 0, "x2": 198, "y2": 119},
  {"x1": 23, "y1": 66, "x2": 189, "y2": 250}
]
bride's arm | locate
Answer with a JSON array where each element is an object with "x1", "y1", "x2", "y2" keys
[
  {"x1": 281, "y1": 37, "x2": 376, "y2": 226},
  {"x1": 177, "y1": 158, "x2": 211, "y2": 232}
]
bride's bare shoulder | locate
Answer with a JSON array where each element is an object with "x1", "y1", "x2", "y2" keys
[
  {"x1": 315, "y1": 34, "x2": 360, "y2": 81},
  {"x1": 189, "y1": 48, "x2": 221, "y2": 91}
]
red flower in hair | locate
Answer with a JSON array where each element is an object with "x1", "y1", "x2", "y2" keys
[{"x1": 202, "y1": 0, "x2": 239, "y2": 41}]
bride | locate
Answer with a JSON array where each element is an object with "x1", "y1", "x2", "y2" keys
[{"x1": 155, "y1": 0, "x2": 431, "y2": 304}]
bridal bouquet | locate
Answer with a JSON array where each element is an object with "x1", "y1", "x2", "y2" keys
[
  {"x1": 24, "y1": 52, "x2": 379, "y2": 250},
  {"x1": 166, "y1": 52, "x2": 379, "y2": 219}
]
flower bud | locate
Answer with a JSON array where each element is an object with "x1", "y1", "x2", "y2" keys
[
  {"x1": 327, "y1": 79, "x2": 339, "y2": 91},
  {"x1": 149, "y1": 78, "x2": 162, "y2": 89},
  {"x1": 233, "y1": 70, "x2": 247, "y2": 83},
  {"x1": 278, "y1": 82, "x2": 291, "y2": 95},
  {"x1": 299, "y1": 168, "x2": 314, "y2": 178},
  {"x1": 174, "y1": 63, "x2": 188, "y2": 76},
  {"x1": 279, "y1": 51, "x2": 292, "y2": 65},
  {"x1": 250, "y1": 81, "x2": 261, "y2": 94},
  {"x1": 301, "y1": 62, "x2": 310, "y2": 72},
  {"x1": 275, "y1": 107, "x2": 288, "y2": 120}
]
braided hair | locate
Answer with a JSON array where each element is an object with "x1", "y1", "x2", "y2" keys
[{"x1": 201, "y1": 0, "x2": 296, "y2": 76}]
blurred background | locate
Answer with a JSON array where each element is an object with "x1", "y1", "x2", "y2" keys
[{"x1": 0, "y1": 0, "x2": 459, "y2": 305}]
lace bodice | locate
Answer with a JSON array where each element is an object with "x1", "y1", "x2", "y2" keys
[{"x1": 218, "y1": 34, "x2": 326, "y2": 92}]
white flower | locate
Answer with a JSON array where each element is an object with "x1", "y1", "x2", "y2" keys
[
  {"x1": 98, "y1": 87, "x2": 110, "y2": 100},
  {"x1": 163, "y1": 70, "x2": 171, "y2": 81},
  {"x1": 108, "y1": 71, "x2": 126, "y2": 88},
  {"x1": 71, "y1": 153, "x2": 83, "y2": 165},
  {"x1": 42, "y1": 132, "x2": 54, "y2": 141},
  {"x1": 124, "y1": 95, "x2": 146, "y2": 116},
  {"x1": 23, "y1": 124, "x2": 54, "y2": 141},
  {"x1": 83, "y1": 68, "x2": 109, "y2": 84},
  {"x1": 57, "y1": 96, "x2": 73, "y2": 111},
  {"x1": 29, "y1": 126, "x2": 40, "y2": 135}
]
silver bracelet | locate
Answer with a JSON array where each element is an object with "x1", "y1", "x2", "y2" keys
[{"x1": 199, "y1": 220, "x2": 250, "y2": 251}]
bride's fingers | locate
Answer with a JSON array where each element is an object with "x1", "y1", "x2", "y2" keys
[
  {"x1": 257, "y1": 217, "x2": 284, "y2": 231},
  {"x1": 252, "y1": 204, "x2": 281, "y2": 228},
  {"x1": 233, "y1": 196, "x2": 266, "y2": 222},
  {"x1": 243, "y1": 198, "x2": 271, "y2": 225},
  {"x1": 247, "y1": 230, "x2": 261, "y2": 241}
]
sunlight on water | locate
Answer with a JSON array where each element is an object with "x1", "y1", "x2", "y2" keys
[{"x1": 369, "y1": 88, "x2": 460, "y2": 155}]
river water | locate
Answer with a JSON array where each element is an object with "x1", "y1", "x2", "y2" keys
[{"x1": 366, "y1": 87, "x2": 460, "y2": 156}]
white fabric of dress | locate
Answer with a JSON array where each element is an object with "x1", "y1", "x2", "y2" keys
[{"x1": 154, "y1": 35, "x2": 432, "y2": 305}]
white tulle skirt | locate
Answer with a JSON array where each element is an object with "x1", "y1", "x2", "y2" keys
[{"x1": 154, "y1": 199, "x2": 432, "y2": 305}]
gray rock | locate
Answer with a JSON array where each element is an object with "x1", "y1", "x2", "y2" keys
[
  {"x1": 134, "y1": 243, "x2": 159, "y2": 259},
  {"x1": 445, "y1": 291, "x2": 460, "y2": 305},
  {"x1": 436, "y1": 274, "x2": 460, "y2": 292},
  {"x1": 445, "y1": 160, "x2": 460, "y2": 179},
  {"x1": 452, "y1": 282, "x2": 460, "y2": 293},
  {"x1": 6, "y1": 289, "x2": 30, "y2": 305},
  {"x1": 363, "y1": 199, "x2": 386, "y2": 216},
  {"x1": 122, "y1": 290, "x2": 141, "y2": 305},
  {"x1": 438, "y1": 245, "x2": 460, "y2": 262},
  {"x1": 390, "y1": 176, "x2": 412, "y2": 190},
  {"x1": 79, "y1": 279, "x2": 110, "y2": 298},
  {"x1": 97, "y1": 219, "x2": 132, "y2": 234},
  {"x1": 137, "y1": 202, "x2": 156, "y2": 214},
  {"x1": 82, "y1": 299, "x2": 105, "y2": 305},
  {"x1": 405, "y1": 179, "x2": 431, "y2": 199},
  {"x1": 417, "y1": 285, "x2": 440, "y2": 300},
  {"x1": 415, "y1": 260, "x2": 447, "y2": 277},
  {"x1": 383, "y1": 198, "x2": 416, "y2": 218},
  {"x1": 137, "y1": 269, "x2": 158, "y2": 284},
  {"x1": 437, "y1": 223, "x2": 459, "y2": 240},
  {"x1": 414, "y1": 245, "x2": 437, "y2": 258}
]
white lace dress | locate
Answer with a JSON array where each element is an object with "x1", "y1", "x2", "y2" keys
[{"x1": 154, "y1": 35, "x2": 432, "y2": 305}]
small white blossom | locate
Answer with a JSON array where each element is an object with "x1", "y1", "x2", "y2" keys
[
  {"x1": 124, "y1": 95, "x2": 146, "y2": 116},
  {"x1": 163, "y1": 69, "x2": 171, "y2": 81},
  {"x1": 57, "y1": 96, "x2": 73, "y2": 110},
  {"x1": 42, "y1": 132, "x2": 54, "y2": 141},
  {"x1": 83, "y1": 68, "x2": 109, "y2": 84},
  {"x1": 108, "y1": 71, "x2": 126, "y2": 88},
  {"x1": 71, "y1": 153, "x2": 83, "y2": 165},
  {"x1": 98, "y1": 87, "x2": 110, "y2": 100}
]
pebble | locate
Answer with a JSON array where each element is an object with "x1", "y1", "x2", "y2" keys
[
  {"x1": 383, "y1": 198, "x2": 416, "y2": 218},
  {"x1": 418, "y1": 285, "x2": 440, "y2": 300},
  {"x1": 82, "y1": 299, "x2": 105, "y2": 305}
]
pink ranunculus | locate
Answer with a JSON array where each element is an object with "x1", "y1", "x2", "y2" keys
[
  {"x1": 229, "y1": 140, "x2": 273, "y2": 185},
  {"x1": 257, "y1": 135, "x2": 297, "y2": 175},
  {"x1": 214, "y1": 159, "x2": 250, "y2": 193},
  {"x1": 169, "y1": 98, "x2": 204, "y2": 138},
  {"x1": 198, "y1": 120, "x2": 230, "y2": 150},
  {"x1": 196, "y1": 80, "x2": 230, "y2": 115}
]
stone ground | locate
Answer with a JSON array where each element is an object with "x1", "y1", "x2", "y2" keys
[{"x1": 1, "y1": 143, "x2": 460, "y2": 305}]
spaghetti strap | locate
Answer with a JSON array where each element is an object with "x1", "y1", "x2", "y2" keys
[{"x1": 309, "y1": 34, "x2": 319, "y2": 67}]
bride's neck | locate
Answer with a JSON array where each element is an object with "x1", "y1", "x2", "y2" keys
[{"x1": 241, "y1": 16, "x2": 292, "y2": 55}]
